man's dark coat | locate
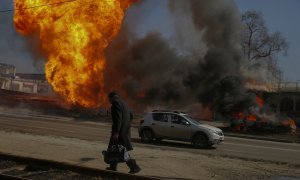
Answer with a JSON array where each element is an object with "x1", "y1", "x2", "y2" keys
[{"x1": 109, "y1": 98, "x2": 133, "y2": 151}]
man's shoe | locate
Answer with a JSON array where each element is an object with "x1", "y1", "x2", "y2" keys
[
  {"x1": 126, "y1": 159, "x2": 141, "y2": 174},
  {"x1": 106, "y1": 164, "x2": 117, "y2": 171},
  {"x1": 129, "y1": 165, "x2": 141, "y2": 174}
]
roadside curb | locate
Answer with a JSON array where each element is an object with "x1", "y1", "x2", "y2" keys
[{"x1": 224, "y1": 133, "x2": 298, "y2": 144}]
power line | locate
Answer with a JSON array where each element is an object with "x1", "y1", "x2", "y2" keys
[{"x1": 0, "y1": 0, "x2": 77, "y2": 13}]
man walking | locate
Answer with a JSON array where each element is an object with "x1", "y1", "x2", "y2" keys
[{"x1": 106, "y1": 91, "x2": 141, "y2": 174}]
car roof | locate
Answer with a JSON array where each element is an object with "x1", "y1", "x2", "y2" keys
[{"x1": 148, "y1": 110, "x2": 188, "y2": 116}]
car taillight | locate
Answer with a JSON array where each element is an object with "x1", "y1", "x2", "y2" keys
[{"x1": 140, "y1": 120, "x2": 144, "y2": 125}]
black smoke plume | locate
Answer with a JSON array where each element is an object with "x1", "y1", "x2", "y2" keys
[
  {"x1": 105, "y1": 0, "x2": 257, "y2": 114},
  {"x1": 105, "y1": 31, "x2": 193, "y2": 108}
]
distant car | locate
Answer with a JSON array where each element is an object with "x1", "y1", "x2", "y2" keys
[{"x1": 138, "y1": 111, "x2": 224, "y2": 148}]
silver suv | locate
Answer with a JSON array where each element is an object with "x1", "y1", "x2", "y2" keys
[{"x1": 138, "y1": 111, "x2": 224, "y2": 148}]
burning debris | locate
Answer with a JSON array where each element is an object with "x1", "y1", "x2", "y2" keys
[{"x1": 228, "y1": 93, "x2": 297, "y2": 134}]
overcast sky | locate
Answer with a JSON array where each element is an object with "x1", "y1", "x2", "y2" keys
[{"x1": 0, "y1": 0, "x2": 299, "y2": 81}]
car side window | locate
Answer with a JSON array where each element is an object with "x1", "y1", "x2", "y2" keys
[
  {"x1": 152, "y1": 113, "x2": 169, "y2": 122},
  {"x1": 171, "y1": 115, "x2": 188, "y2": 125}
]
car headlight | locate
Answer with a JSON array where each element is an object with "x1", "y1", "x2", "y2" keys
[{"x1": 209, "y1": 129, "x2": 218, "y2": 134}]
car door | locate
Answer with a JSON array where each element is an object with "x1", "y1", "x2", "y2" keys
[
  {"x1": 151, "y1": 113, "x2": 170, "y2": 138},
  {"x1": 169, "y1": 114, "x2": 192, "y2": 141}
]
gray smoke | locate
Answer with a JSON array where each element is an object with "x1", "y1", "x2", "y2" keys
[
  {"x1": 105, "y1": 0, "x2": 256, "y2": 114},
  {"x1": 105, "y1": 30, "x2": 194, "y2": 108},
  {"x1": 177, "y1": 0, "x2": 256, "y2": 115}
]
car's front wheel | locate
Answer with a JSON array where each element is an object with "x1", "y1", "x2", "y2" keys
[
  {"x1": 140, "y1": 129, "x2": 154, "y2": 143},
  {"x1": 192, "y1": 134, "x2": 210, "y2": 148}
]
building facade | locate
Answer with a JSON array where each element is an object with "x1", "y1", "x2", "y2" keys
[{"x1": 0, "y1": 63, "x2": 53, "y2": 95}]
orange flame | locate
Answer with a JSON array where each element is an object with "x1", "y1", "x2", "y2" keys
[
  {"x1": 256, "y1": 95, "x2": 264, "y2": 108},
  {"x1": 246, "y1": 114, "x2": 256, "y2": 122},
  {"x1": 14, "y1": 0, "x2": 137, "y2": 108},
  {"x1": 232, "y1": 112, "x2": 244, "y2": 119}
]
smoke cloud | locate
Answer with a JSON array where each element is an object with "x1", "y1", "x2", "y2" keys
[
  {"x1": 178, "y1": 0, "x2": 256, "y2": 115},
  {"x1": 105, "y1": 0, "x2": 256, "y2": 115},
  {"x1": 105, "y1": 30, "x2": 194, "y2": 108}
]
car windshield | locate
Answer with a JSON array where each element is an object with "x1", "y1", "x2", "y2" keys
[{"x1": 183, "y1": 115, "x2": 202, "y2": 125}]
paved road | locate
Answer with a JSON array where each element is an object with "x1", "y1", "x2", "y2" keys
[{"x1": 0, "y1": 114, "x2": 299, "y2": 165}]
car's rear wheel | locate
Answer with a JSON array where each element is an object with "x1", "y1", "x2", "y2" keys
[
  {"x1": 140, "y1": 129, "x2": 154, "y2": 143},
  {"x1": 192, "y1": 134, "x2": 209, "y2": 148}
]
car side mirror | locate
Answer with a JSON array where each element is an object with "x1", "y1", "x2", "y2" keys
[{"x1": 184, "y1": 121, "x2": 190, "y2": 126}]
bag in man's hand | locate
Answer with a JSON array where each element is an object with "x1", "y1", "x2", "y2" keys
[{"x1": 102, "y1": 145, "x2": 130, "y2": 164}]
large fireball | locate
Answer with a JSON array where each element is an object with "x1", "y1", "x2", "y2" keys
[{"x1": 14, "y1": 0, "x2": 136, "y2": 108}]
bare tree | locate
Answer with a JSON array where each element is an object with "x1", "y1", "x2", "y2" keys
[
  {"x1": 241, "y1": 11, "x2": 288, "y2": 87},
  {"x1": 241, "y1": 11, "x2": 288, "y2": 62}
]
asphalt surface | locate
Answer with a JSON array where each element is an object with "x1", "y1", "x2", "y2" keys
[{"x1": 0, "y1": 114, "x2": 299, "y2": 165}]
